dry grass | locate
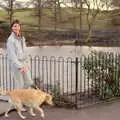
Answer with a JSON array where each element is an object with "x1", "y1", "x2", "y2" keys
[{"x1": 0, "y1": 8, "x2": 114, "y2": 31}]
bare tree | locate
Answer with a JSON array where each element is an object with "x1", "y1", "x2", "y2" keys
[
  {"x1": 0, "y1": 0, "x2": 15, "y2": 24},
  {"x1": 34, "y1": 0, "x2": 42, "y2": 30},
  {"x1": 71, "y1": 0, "x2": 81, "y2": 8},
  {"x1": 30, "y1": 0, "x2": 46, "y2": 30},
  {"x1": 9, "y1": 0, "x2": 14, "y2": 24},
  {"x1": 83, "y1": 0, "x2": 105, "y2": 41},
  {"x1": 101, "y1": 0, "x2": 112, "y2": 11},
  {"x1": 79, "y1": 0, "x2": 83, "y2": 29},
  {"x1": 111, "y1": 0, "x2": 120, "y2": 8},
  {"x1": 33, "y1": 0, "x2": 63, "y2": 31}
]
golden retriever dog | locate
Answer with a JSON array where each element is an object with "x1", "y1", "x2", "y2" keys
[{"x1": 0, "y1": 88, "x2": 53, "y2": 119}]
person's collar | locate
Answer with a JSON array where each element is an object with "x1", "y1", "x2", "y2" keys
[{"x1": 12, "y1": 32, "x2": 21, "y2": 39}]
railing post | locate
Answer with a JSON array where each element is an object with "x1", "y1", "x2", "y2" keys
[{"x1": 75, "y1": 57, "x2": 78, "y2": 109}]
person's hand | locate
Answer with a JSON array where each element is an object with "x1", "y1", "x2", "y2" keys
[
  {"x1": 19, "y1": 66, "x2": 25, "y2": 74},
  {"x1": 0, "y1": 48, "x2": 3, "y2": 55},
  {"x1": 27, "y1": 66, "x2": 31, "y2": 70}
]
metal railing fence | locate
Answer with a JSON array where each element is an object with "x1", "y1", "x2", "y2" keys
[{"x1": 0, "y1": 53, "x2": 120, "y2": 108}]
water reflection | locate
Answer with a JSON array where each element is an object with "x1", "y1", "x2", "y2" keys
[{"x1": 25, "y1": 46, "x2": 120, "y2": 57}]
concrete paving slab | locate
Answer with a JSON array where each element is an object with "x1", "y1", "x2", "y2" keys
[
  {"x1": 1, "y1": 101, "x2": 120, "y2": 120},
  {"x1": 0, "y1": 99, "x2": 120, "y2": 120},
  {"x1": 0, "y1": 101, "x2": 9, "y2": 116}
]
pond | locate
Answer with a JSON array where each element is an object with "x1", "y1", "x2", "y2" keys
[{"x1": 25, "y1": 45, "x2": 120, "y2": 57}]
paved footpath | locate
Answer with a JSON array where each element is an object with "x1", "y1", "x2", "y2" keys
[{"x1": 0, "y1": 100, "x2": 120, "y2": 120}]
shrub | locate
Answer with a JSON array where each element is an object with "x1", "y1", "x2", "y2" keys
[
  {"x1": 1, "y1": 23, "x2": 10, "y2": 31},
  {"x1": 83, "y1": 51, "x2": 120, "y2": 100}
]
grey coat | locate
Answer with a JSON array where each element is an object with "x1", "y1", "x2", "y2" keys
[
  {"x1": 6, "y1": 32, "x2": 28, "y2": 69},
  {"x1": 6, "y1": 32, "x2": 33, "y2": 89}
]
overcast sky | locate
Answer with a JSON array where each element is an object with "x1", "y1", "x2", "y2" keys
[
  {"x1": 16, "y1": 0, "x2": 28, "y2": 1},
  {"x1": 18, "y1": 0, "x2": 30, "y2": 1},
  {"x1": 0, "y1": 0, "x2": 115, "y2": 11},
  {"x1": 16, "y1": 0, "x2": 30, "y2": 2}
]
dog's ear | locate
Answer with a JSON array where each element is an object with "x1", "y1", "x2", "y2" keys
[
  {"x1": 46, "y1": 94, "x2": 50, "y2": 100},
  {"x1": 45, "y1": 94, "x2": 51, "y2": 101},
  {"x1": 45, "y1": 94, "x2": 54, "y2": 105}
]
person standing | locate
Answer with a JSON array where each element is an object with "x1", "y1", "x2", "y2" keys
[{"x1": 6, "y1": 19, "x2": 33, "y2": 89}]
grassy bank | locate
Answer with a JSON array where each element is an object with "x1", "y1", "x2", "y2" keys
[{"x1": 0, "y1": 8, "x2": 116, "y2": 31}]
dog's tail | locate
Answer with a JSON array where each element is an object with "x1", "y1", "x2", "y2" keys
[
  {"x1": 31, "y1": 84, "x2": 40, "y2": 90},
  {"x1": 0, "y1": 88, "x2": 7, "y2": 95}
]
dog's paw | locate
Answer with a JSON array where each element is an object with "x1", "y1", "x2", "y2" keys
[
  {"x1": 5, "y1": 114, "x2": 9, "y2": 117},
  {"x1": 41, "y1": 117, "x2": 45, "y2": 120},
  {"x1": 21, "y1": 108, "x2": 27, "y2": 112},
  {"x1": 21, "y1": 116, "x2": 26, "y2": 119},
  {"x1": 31, "y1": 113, "x2": 36, "y2": 116},
  {"x1": 41, "y1": 114, "x2": 45, "y2": 119}
]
